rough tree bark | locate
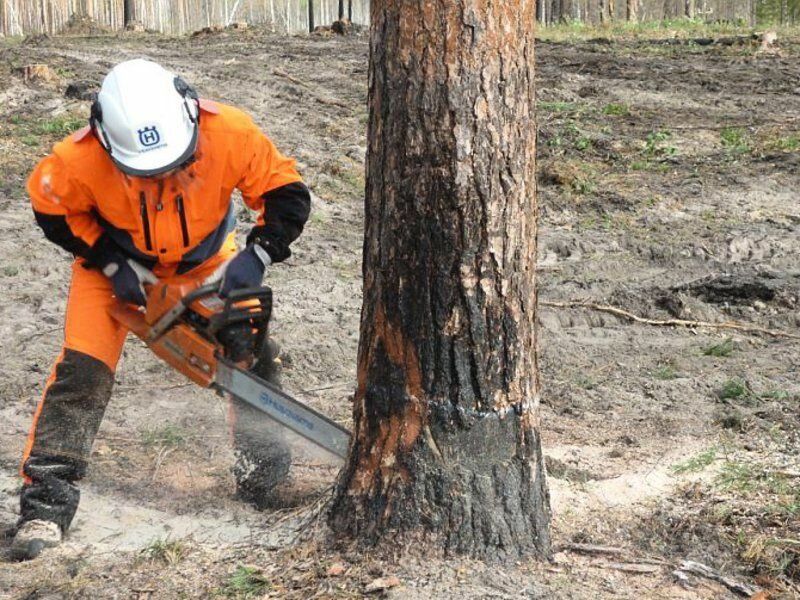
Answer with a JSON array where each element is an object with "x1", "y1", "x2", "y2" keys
[
  {"x1": 329, "y1": 0, "x2": 551, "y2": 559},
  {"x1": 307, "y1": 0, "x2": 314, "y2": 31}
]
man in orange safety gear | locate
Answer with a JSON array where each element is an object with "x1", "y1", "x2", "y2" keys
[{"x1": 11, "y1": 59, "x2": 311, "y2": 560}]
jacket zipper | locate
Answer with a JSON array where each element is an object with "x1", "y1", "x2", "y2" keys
[
  {"x1": 139, "y1": 192, "x2": 153, "y2": 251},
  {"x1": 176, "y1": 195, "x2": 190, "y2": 247}
]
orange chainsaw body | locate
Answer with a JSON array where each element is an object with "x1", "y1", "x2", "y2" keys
[
  {"x1": 109, "y1": 282, "x2": 222, "y2": 387},
  {"x1": 109, "y1": 280, "x2": 272, "y2": 388}
]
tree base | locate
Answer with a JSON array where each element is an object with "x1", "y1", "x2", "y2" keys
[{"x1": 330, "y1": 407, "x2": 551, "y2": 560}]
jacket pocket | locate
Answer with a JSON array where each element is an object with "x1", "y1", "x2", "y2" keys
[{"x1": 176, "y1": 195, "x2": 190, "y2": 247}]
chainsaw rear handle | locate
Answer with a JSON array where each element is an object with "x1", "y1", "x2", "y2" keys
[
  {"x1": 208, "y1": 286, "x2": 273, "y2": 335},
  {"x1": 180, "y1": 282, "x2": 223, "y2": 306}
]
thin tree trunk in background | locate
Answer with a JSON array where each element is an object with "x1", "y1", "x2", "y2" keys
[
  {"x1": 608, "y1": 0, "x2": 615, "y2": 20},
  {"x1": 626, "y1": 0, "x2": 637, "y2": 20},
  {"x1": 338, "y1": 0, "x2": 343, "y2": 19},
  {"x1": 307, "y1": 0, "x2": 314, "y2": 31},
  {"x1": 685, "y1": 0, "x2": 695, "y2": 18},
  {"x1": 123, "y1": 0, "x2": 135, "y2": 25},
  {"x1": 329, "y1": 0, "x2": 551, "y2": 560},
  {"x1": 347, "y1": 0, "x2": 351, "y2": 20},
  {"x1": 1, "y1": 0, "x2": 6, "y2": 36},
  {"x1": 599, "y1": 0, "x2": 607, "y2": 22}
]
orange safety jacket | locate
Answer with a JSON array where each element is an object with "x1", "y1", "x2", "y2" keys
[{"x1": 28, "y1": 100, "x2": 310, "y2": 275}]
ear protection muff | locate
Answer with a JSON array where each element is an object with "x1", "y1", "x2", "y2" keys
[
  {"x1": 174, "y1": 76, "x2": 200, "y2": 125},
  {"x1": 89, "y1": 93, "x2": 114, "y2": 156}
]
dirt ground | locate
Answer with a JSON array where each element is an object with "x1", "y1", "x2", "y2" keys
[{"x1": 0, "y1": 25, "x2": 798, "y2": 599}]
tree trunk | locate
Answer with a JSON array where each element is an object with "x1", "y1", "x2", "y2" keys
[
  {"x1": 329, "y1": 0, "x2": 551, "y2": 559},
  {"x1": 307, "y1": 0, "x2": 314, "y2": 31},
  {"x1": 338, "y1": 0, "x2": 344, "y2": 20},
  {"x1": 684, "y1": 0, "x2": 695, "y2": 18},
  {"x1": 123, "y1": 0, "x2": 135, "y2": 25},
  {"x1": 626, "y1": 0, "x2": 637, "y2": 21}
]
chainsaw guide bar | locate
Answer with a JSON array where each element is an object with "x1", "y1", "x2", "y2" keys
[
  {"x1": 216, "y1": 359, "x2": 351, "y2": 459},
  {"x1": 109, "y1": 280, "x2": 352, "y2": 461}
]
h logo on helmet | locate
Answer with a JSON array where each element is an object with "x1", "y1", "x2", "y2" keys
[{"x1": 138, "y1": 126, "x2": 161, "y2": 148}]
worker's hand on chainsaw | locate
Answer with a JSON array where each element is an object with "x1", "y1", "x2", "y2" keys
[
  {"x1": 103, "y1": 259, "x2": 150, "y2": 306},
  {"x1": 85, "y1": 234, "x2": 154, "y2": 306},
  {"x1": 219, "y1": 245, "x2": 271, "y2": 297}
]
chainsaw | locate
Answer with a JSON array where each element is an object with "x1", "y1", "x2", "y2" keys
[{"x1": 108, "y1": 273, "x2": 351, "y2": 460}]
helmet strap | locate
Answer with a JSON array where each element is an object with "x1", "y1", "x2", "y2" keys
[
  {"x1": 89, "y1": 95, "x2": 114, "y2": 156},
  {"x1": 174, "y1": 77, "x2": 200, "y2": 125}
]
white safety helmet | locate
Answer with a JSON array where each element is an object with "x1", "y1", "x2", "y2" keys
[{"x1": 91, "y1": 59, "x2": 200, "y2": 177}]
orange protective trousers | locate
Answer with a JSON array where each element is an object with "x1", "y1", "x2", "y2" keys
[{"x1": 20, "y1": 239, "x2": 236, "y2": 478}]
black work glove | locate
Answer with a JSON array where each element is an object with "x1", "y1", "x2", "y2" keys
[
  {"x1": 84, "y1": 234, "x2": 153, "y2": 306},
  {"x1": 219, "y1": 245, "x2": 270, "y2": 297},
  {"x1": 103, "y1": 260, "x2": 148, "y2": 306}
]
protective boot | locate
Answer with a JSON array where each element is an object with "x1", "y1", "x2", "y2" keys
[
  {"x1": 10, "y1": 519, "x2": 62, "y2": 561},
  {"x1": 18, "y1": 349, "x2": 114, "y2": 546},
  {"x1": 231, "y1": 338, "x2": 292, "y2": 510}
]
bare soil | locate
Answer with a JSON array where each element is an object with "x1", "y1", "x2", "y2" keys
[{"x1": 0, "y1": 28, "x2": 798, "y2": 599}]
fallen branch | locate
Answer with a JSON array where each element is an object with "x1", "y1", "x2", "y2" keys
[
  {"x1": 673, "y1": 560, "x2": 757, "y2": 597},
  {"x1": 540, "y1": 300, "x2": 800, "y2": 340},
  {"x1": 315, "y1": 96, "x2": 350, "y2": 109},
  {"x1": 272, "y1": 68, "x2": 310, "y2": 88},
  {"x1": 601, "y1": 562, "x2": 661, "y2": 574},
  {"x1": 564, "y1": 542, "x2": 625, "y2": 556},
  {"x1": 272, "y1": 68, "x2": 352, "y2": 111},
  {"x1": 767, "y1": 470, "x2": 800, "y2": 479}
]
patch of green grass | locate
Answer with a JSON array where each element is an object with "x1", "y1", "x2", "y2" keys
[
  {"x1": 54, "y1": 66, "x2": 75, "y2": 78},
  {"x1": 653, "y1": 365, "x2": 678, "y2": 380},
  {"x1": 760, "y1": 389, "x2": 790, "y2": 400},
  {"x1": 221, "y1": 566, "x2": 270, "y2": 598},
  {"x1": 139, "y1": 537, "x2": 186, "y2": 565},
  {"x1": 572, "y1": 177, "x2": 596, "y2": 195},
  {"x1": 574, "y1": 375, "x2": 596, "y2": 390},
  {"x1": 765, "y1": 135, "x2": 800, "y2": 152},
  {"x1": 715, "y1": 460, "x2": 797, "y2": 499},
  {"x1": 2, "y1": 266, "x2": 19, "y2": 277},
  {"x1": 720, "y1": 127, "x2": 751, "y2": 155},
  {"x1": 700, "y1": 209, "x2": 716, "y2": 222},
  {"x1": 141, "y1": 424, "x2": 186, "y2": 448},
  {"x1": 703, "y1": 338, "x2": 735, "y2": 357},
  {"x1": 672, "y1": 448, "x2": 717, "y2": 474},
  {"x1": 309, "y1": 212, "x2": 327, "y2": 225},
  {"x1": 574, "y1": 136, "x2": 592, "y2": 151},
  {"x1": 718, "y1": 378, "x2": 750, "y2": 401},
  {"x1": 538, "y1": 101, "x2": 580, "y2": 112},
  {"x1": 602, "y1": 103, "x2": 630, "y2": 116},
  {"x1": 31, "y1": 116, "x2": 86, "y2": 137},
  {"x1": 21, "y1": 135, "x2": 39, "y2": 147},
  {"x1": 340, "y1": 168, "x2": 364, "y2": 191},
  {"x1": 644, "y1": 130, "x2": 677, "y2": 158}
]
